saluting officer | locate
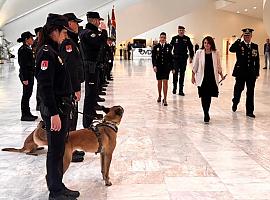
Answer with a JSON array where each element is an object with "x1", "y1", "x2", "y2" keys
[
  {"x1": 230, "y1": 28, "x2": 260, "y2": 118},
  {"x1": 152, "y1": 32, "x2": 173, "y2": 106},
  {"x1": 36, "y1": 14, "x2": 79, "y2": 200},
  {"x1": 17, "y1": 31, "x2": 38, "y2": 121},
  {"x1": 170, "y1": 26, "x2": 194, "y2": 96},
  {"x1": 79, "y1": 11, "x2": 107, "y2": 128}
]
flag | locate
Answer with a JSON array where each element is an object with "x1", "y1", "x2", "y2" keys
[
  {"x1": 107, "y1": 13, "x2": 112, "y2": 37},
  {"x1": 111, "y1": 6, "x2": 116, "y2": 41}
]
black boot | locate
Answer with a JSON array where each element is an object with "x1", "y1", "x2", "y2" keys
[{"x1": 21, "y1": 113, "x2": 37, "y2": 121}]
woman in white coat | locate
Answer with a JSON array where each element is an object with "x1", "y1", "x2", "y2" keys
[{"x1": 192, "y1": 36, "x2": 224, "y2": 123}]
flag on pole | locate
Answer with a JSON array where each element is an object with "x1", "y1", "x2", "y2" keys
[
  {"x1": 111, "y1": 5, "x2": 116, "y2": 41},
  {"x1": 107, "y1": 13, "x2": 111, "y2": 37}
]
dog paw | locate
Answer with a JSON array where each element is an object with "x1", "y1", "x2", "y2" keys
[{"x1": 105, "y1": 181, "x2": 112, "y2": 186}]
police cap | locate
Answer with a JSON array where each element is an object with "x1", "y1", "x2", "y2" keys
[
  {"x1": 63, "y1": 13, "x2": 83, "y2": 23},
  {"x1": 46, "y1": 13, "x2": 69, "y2": 28},
  {"x1": 86, "y1": 11, "x2": 104, "y2": 20},
  {"x1": 17, "y1": 31, "x2": 35, "y2": 43},
  {"x1": 178, "y1": 26, "x2": 185, "y2": 30},
  {"x1": 242, "y1": 28, "x2": 254, "y2": 36},
  {"x1": 34, "y1": 27, "x2": 42, "y2": 34}
]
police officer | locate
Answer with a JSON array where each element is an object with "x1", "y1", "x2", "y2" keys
[
  {"x1": 61, "y1": 13, "x2": 85, "y2": 163},
  {"x1": 230, "y1": 28, "x2": 260, "y2": 118},
  {"x1": 32, "y1": 27, "x2": 43, "y2": 111},
  {"x1": 170, "y1": 26, "x2": 194, "y2": 96},
  {"x1": 17, "y1": 31, "x2": 38, "y2": 121},
  {"x1": 105, "y1": 37, "x2": 115, "y2": 80},
  {"x1": 152, "y1": 32, "x2": 173, "y2": 106},
  {"x1": 79, "y1": 11, "x2": 107, "y2": 128},
  {"x1": 36, "y1": 13, "x2": 79, "y2": 200}
]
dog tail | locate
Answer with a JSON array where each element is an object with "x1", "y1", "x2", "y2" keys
[{"x1": 2, "y1": 147, "x2": 25, "y2": 153}]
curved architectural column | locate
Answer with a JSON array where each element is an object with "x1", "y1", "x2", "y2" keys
[{"x1": 263, "y1": 0, "x2": 270, "y2": 36}]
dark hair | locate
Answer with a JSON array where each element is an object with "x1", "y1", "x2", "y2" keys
[
  {"x1": 37, "y1": 24, "x2": 65, "y2": 51},
  {"x1": 201, "y1": 36, "x2": 216, "y2": 51},
  {"x1": 160, "y1": 32, "x2": 166, "y2": 36}
]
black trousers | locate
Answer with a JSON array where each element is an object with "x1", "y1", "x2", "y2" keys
[
  {"x1": 232, "y1": 76, "x2": 256, "y2": 114},
  {"x1": 21, "y1": 76, "x2": 34, "y2": 115},
  {"x1": 83, "y1": 69, "x2": 99, "y2": 128},
  {"x1": 107, "y1": 62, "x2": 113, "y2": 78},
  {"x1": 42, "y1": 113, "x2": 69, "y2": 196},
  {"x1": 201, "y1": 96, "x2": 211, "y2": 115},
  {"x1": 36, "y1": 82, "x2": 41, "y2": 109},
  {"x1": 173, "y1": 58, "x2": 187, "y2": 91},
  {"x1": 69, "y1": 99, "x2": 78, "y2": 131}
]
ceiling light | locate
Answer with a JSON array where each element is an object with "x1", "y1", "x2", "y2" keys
[
  {"x1": 237, "y1": 11, "x2": 240, "y2": 14},
  {"x1": 253, "y1": 6, "x2": 257, "y2": 9},
  {"x1": 244, "y1": 8, "x2": 248, "y2": 12}
]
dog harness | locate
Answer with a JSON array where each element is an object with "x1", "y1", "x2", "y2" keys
[{"x1": 88, "y1": 120, "x2": 118, "y2": 154}]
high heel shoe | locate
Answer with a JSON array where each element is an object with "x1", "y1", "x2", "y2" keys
[
  {"x1": 204, "y1": 113, "x2": 210, "y2": 123},
  {"x1": 157, "y1": 96, "x2": 161, "y2": 103},
  {"x1": 162, "y1": 99, "x2": 168, "y2": 106}
]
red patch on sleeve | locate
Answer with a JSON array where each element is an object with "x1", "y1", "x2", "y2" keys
[
  {"x1": 65, "y1": 45, "x2": 72, "y2": 52},
  {"x1": 41, "y1": 60, "x2": 48, "y2": 70}
]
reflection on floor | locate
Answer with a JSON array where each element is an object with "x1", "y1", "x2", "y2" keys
[{"x1": 0, "y1": 55, "x2": 270, "y2": 200}]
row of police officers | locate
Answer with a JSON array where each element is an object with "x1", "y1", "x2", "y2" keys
[{"x1": 17, "y1": 12, "x2": 114, "y2": 200}]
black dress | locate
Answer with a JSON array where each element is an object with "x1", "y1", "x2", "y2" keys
[{"x1": 198, "y1": 53, "x2": 218, "y2": 97}]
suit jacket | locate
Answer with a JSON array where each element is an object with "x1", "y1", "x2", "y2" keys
[
  {"x1": 152, "y1": 43, "x2": 173, "y2": 69},
  {"x1": 264, "y1": 43, "x2": 270, "y2": 54},
  {"x1": 192, "y1": 49, "x2": 222, "y2": 86},
  {"x1": 229, "y1": 39, "x2": 260, "y2": 78}
]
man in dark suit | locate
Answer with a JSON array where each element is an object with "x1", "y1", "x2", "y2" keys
[
  {"x1": 263, "y1": 38, "x2": 270, "y2": 69},
  {"x1": 230, "y1": 28, "x2": 260, "y2": 118},
  {"x1": 170, "y1": 26, "x2": 194, "y2": 96}
]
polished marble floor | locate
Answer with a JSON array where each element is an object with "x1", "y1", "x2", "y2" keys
[{"x1": 1, "y1": 55, "x2": 270, "y2": 200}]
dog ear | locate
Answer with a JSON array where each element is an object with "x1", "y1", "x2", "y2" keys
[{"x1": 102, "y1": 106, "x2": 110, "y2": 114}]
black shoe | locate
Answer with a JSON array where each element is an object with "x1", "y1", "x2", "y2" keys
[
  {"x1": 28, "y1": 113, "x2": 38, "y2": 120},
  {"x1": 21, "y1": 115, "x2": 37, "y2": 121},
  {"x1": 204, "y1": 114, "x2": 210, "y2": 123},
  {"x1": 73, "y1": 150, "x2": 85, "y2": 157},
  {"x1": 96, "y1": 97, "x2": 105, "y2": 102},
  {"x1": 172, "y1": 88, "x2": 176, "y2": 94},
  {"x1": 63, "y1": 187, "x2": 80, "y2": 198},
  {"x1": 49, "y1": 193, "x2": 77, "y2": 200},
  {"x1": 101, "y1": 88, "x2": 106, "y2": 91},
  {"x1": 179, "y1": 91, "x2": 185, "y2": 96},
  {"x1": 263, "y1": 67, "x2": 267, "y2": 69},
  {"x1": 102, "y1": 84, "x2": 108, "y2": 87},
  {"x1": 157, "y1": 97, "x2": 161, "y2": 103},
  {"x1": 232, "y1": 104, "x2": 237, "y2": 112},
  {"x1": 105, "y1": 81, "x2": 110, "y2": 84},
  {"x1": 98, "y1": 91, "x2": 106, "y2": 95},
  {"x1": 246, "y1": 113, "x2": 256, "y2": 118},
  {"x1": 71, "y1": 154, "x2": 84, "y2": 163},
  {"x1": 162, "y1": 99, "x2": 168, "y2": 106},
  {"x1": 107, "y1": 78, "x2": 113, "y2": 81}
]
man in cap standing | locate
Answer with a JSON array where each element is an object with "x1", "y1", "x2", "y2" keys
[
  {"x1": 170, "y1": 25, "x2": 194, "y2": 96},
  {"x1": 230, "y1": 28, "x2": 260, "y2": 118},
  {"x1": 79, "y1": 11, "x2": 107, "y2": 128}
]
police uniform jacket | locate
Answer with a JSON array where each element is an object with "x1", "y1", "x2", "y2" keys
[
  {"x1": 60, "y1": 38, "x2": 82, "y2": 92},
  {"x1": 18, "y1": 44, "x2": 35, "y2": 81},
  {"x1": 79, "y1": 23, "x2": 107, "y2": 62},
  {"x1": 36, "y1": 42, "x2": 72, "y2": 116},
  {"x1": 229, "y1": 39, "x2": 260, "y2": 78},
  {"x1": 152, "y1": 43, "x2": 173, "y2": 69},
  {"x1": 170, "y1": 35, "x2": 194, "y2": 59}
]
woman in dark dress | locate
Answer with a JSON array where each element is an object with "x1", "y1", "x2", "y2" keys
[
  {"x1": 152, "y1": 32, "x2": 173, "y2": 106},
  {"x1": 192, "y1": 36, "x2": 224, "y2": 123}
]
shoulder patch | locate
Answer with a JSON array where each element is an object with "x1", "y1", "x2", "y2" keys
[
  {"x1": 66, "y1": 45, "x2": 72, "y2": 52},
  {"x1": 90, "y1": 33, "x2": 96, "y2": 38},
  {"x1": 41, "y1": 60, "x2": 49, "y2": 70}
]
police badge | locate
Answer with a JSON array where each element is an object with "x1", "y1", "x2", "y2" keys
[
  {"x1": 65, "y1": 45, "x2": 72, "y2": 52},
  {"x1": 41, "y1": 60, "x2": 48, "y2": 70}
]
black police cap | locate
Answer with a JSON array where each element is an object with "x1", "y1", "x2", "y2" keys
[
  {"x1": 86, "y1": 11, "x2": 104, "y2": 20},
  {"x1": 46, "y1": 13, "x2": 69, "y2": 28},
  {"x1": 17, "y1": 31, "x2": 35, "y2": 43},
  {"x1": 178, "y1": 26, "x2": 185, "y2": 30},
  {"x1": 63, "y1": 13, "x2": 83, "y2": 23},
  {"x1": 34, "y1": 27, "x2": 42, "y2": 34},
  {"x1": 242, "y1": 28, "x2": 254, "y2": 36}
]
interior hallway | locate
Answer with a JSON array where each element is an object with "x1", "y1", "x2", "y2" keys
[{"x1": 0, "y1": 55, "x2": 270, "y2": 200}]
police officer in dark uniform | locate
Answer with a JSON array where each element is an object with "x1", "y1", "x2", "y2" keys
[
  {"x1": 230, "y1": 28, "x2": 260, "y2": 118},
  {"x1": 62, "y1": 13, "x2": 85, "y2": 163},
  {"x1": 32, "y1": 27, "x2": 43, "y2": 111},
  {"x1": 105, "y1": 37, "x2": 115, "y2": 80},
  {"x1": 170, "y1": 26, "x2": 194, "y2": 96},
  {"x1": 152, "y1": 32, "x2": 173, "y2": 106},
  {"x1": 79, "y1": 11, "x2": 107, "y2": 128},
  {"x1": 17, "y1": 31, "x2": 38, "y2": 121},
  {"x1": 36, "y1": 13, "x2": 79, "y2": 200}
]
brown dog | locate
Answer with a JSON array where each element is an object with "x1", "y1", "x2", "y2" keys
[
  {"x1": 2, "y1": 105, "x2": 124, "y2": 186},
  {"x1": 2, "y1": 120, "x2": 47, "y2": 155}
]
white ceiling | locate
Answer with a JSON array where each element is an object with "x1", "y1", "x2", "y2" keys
[{"x1": 215, "y1": 0, "x2": 264, "y2": 19}]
